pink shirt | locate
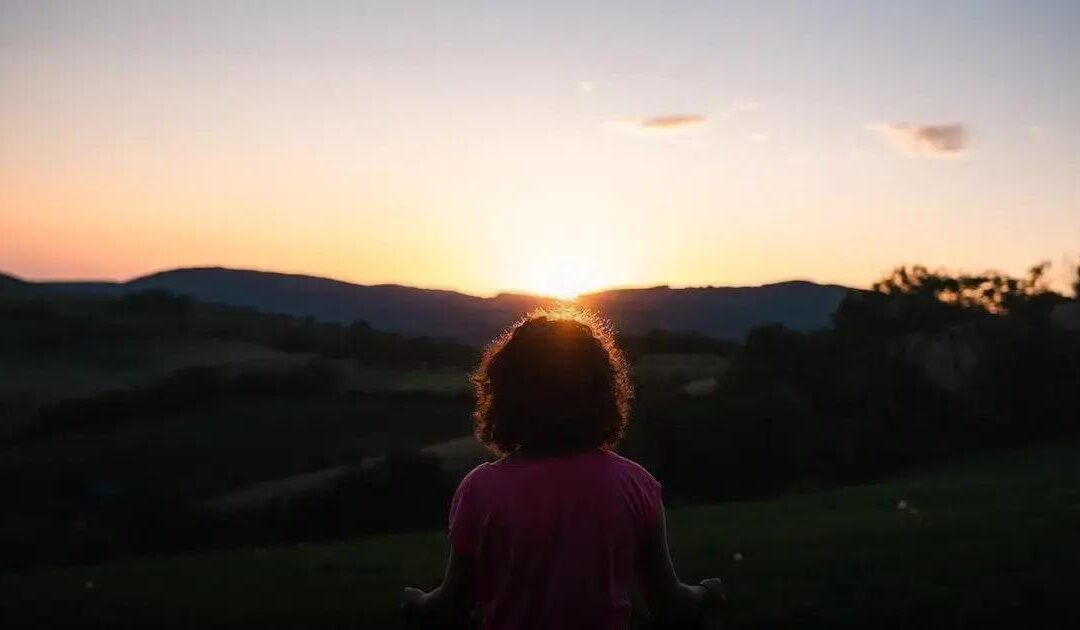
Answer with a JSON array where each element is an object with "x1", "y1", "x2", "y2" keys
[{"x1": 448, "y1": 448, "x2": 663, "y2": 630}]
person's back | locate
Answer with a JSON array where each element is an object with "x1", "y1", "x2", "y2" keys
[
  {"x1": 401, "y1": 309, "x2": 722, "y2": 629},
  {"x1": 451, "y1": 449, "x2": 660, "y2": 629}
]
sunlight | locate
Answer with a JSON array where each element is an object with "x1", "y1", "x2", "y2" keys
[
  {"x1": 523, "y1": 254, "x2": 604, "y2": 299},
  {"x1": 489, "y1": 202, "x2": 636, "y2": 300}
]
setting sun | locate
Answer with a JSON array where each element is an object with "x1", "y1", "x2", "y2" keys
[
  {"x1": 523, "y1": 254, "x2": 604, "y2": 300},
  {"x1": 489, "y1": 205, "x2": 638, "y2": 299}
]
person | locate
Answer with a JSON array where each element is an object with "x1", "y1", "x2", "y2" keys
[{"x1": 401, "y1": 309, "x2": 723, "y2": 629}]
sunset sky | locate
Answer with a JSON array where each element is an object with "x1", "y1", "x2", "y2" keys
[{"x1": 2, "y1": 1, "x2": 1078, "y2": 297}]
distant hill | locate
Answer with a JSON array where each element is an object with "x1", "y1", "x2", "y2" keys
[
  {"x1": 0, "y1": 272, "x2": 28, "y2": 293},
  {"x1": 24, "y1": 267, "x2": 851, "y2": 343},
  {"x1": 578, "y1": 281, "x2": 849, "y2": 342}
]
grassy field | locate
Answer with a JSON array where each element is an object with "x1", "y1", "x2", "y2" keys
[
  {"x1": 1, "y1": 396, "x2": 472, "y2": 505},
  {"x1": 0, "y1": 340, "x2": 304, "y2": 438},
  {"x1": 632, "y1": 353, "x2": 729, "y2": 383},
  {"x1": 0, "y1": 340, "x2": 301, "y2": 397},
  {"x1": 3, "y1": 439, "x2": 1079, "y2": 629}
]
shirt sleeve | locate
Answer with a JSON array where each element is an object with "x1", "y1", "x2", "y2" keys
[
  {"x1": 448, "y1": 465, "x2": 486, "y2": 557},
  {"x1": 637, "y1": 468, "x2": 663, "y2": 535},
  {"x1": 616, "y1": 456, "x2": 663, "y2": 536}
]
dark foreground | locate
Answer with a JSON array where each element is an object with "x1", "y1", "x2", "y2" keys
[{"x1": 3, "y1": 439, "x2": 1079, "y2": 629}]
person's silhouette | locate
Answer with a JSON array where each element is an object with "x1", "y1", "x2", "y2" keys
[{"x1": 402, "y1": 309, "x2": 723, "y2": 629}]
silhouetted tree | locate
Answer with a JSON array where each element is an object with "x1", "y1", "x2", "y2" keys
[{"x1": 873, "y1": 262, "x2": 1057, "y2": 315}]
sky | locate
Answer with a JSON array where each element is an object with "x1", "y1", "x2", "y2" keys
[{"x1": 2, "y1": 0, "x2": 1078, "y2": 297}]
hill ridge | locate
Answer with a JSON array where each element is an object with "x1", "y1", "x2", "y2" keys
[{"x1": 7, "y1": 266, "x2": 852, "y2": 343}]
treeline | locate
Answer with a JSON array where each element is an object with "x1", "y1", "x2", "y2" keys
[
  {"x1": 620, "y1": 328, "x2": 737, "y2": 359},
  {"x1": 629, "y1": 262, "x2": 1080, "y2": 500},
  {"x1": 9, "y1": 362, "x2": 469, "y2": 445},
  {"x1": 0, "y1": 288, "x2": 475, "y2": 366}
]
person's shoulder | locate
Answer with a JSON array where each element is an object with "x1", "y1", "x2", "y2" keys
[
  {"x1": 456, "y1": 460, "x2": 507, "y2": 493},
  {"x1": 601, "y1": 448, "x2": 649, "y2": 471},
  {"x1": 460, "y1": 461, "x2": 496, "y2": 484},
  {"x1": 600, "y1": 450, "x2": 659, "y2": 483},
  {"x1": 451, "y1": 462, "x2": 496, "y2": 506},
  {"x1": 601, "y1": 451, "x2": 663, "y2": 519}
]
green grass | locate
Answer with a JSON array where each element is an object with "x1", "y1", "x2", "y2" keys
[{"x1": 4, "y1": 440, "x2": 1080, "y2": 628}]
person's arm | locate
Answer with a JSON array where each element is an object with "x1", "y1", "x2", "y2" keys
[
  {"x1": 636, "y1": 507, "x2": 724, "y2": 624},
  {"x1": 400, "y1": 546, "x2": 474, "y2": 624}
]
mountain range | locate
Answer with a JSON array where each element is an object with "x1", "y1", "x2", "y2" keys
[{"x1": 5, "y1": 267, "x2": 852, "y2": 343}]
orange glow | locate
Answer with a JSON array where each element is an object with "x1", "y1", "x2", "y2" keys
[
  {"x1": 1, "y1": 3, "x2": 1078, "y2": 298},
  {"x1": 522, "y1": 254, "x2": 604, "y2": 299}
]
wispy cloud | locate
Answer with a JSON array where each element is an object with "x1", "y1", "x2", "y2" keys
[
  {"x1": 870, "y1": 123, "x2": 967, "y2": 157},
  {"x1": 603, "y1": 114, "x2": 707, "y2": 133},
  {"x1": 576, "y1": 80, "x2": 595, "y2": 93}
]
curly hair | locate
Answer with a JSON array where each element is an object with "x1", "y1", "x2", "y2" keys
[{"x1": 470, "y1": 308, "x2": 633, "y2": 457}]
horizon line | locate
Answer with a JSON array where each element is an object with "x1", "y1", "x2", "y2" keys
[{"x1": 1, "y1": 263, "x2": 855, "y2": 301}]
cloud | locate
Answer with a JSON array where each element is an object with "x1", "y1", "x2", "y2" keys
[
  {"x1": 576, "y1": 80, "x2": 595, "y2": 93},
  {"x1": 639, "y1": 115, "x2": 707, "y2": 129},
  {"x1": 870, "y1": 123, "x2": 967, "y2": 157},
  {"x1": 603, "y1": 114, "x2": 707, "y2": 133}
]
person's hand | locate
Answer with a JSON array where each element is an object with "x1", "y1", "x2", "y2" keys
[{"x1": 400, "y1": 587, "x2": 428, "y2": 617}]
